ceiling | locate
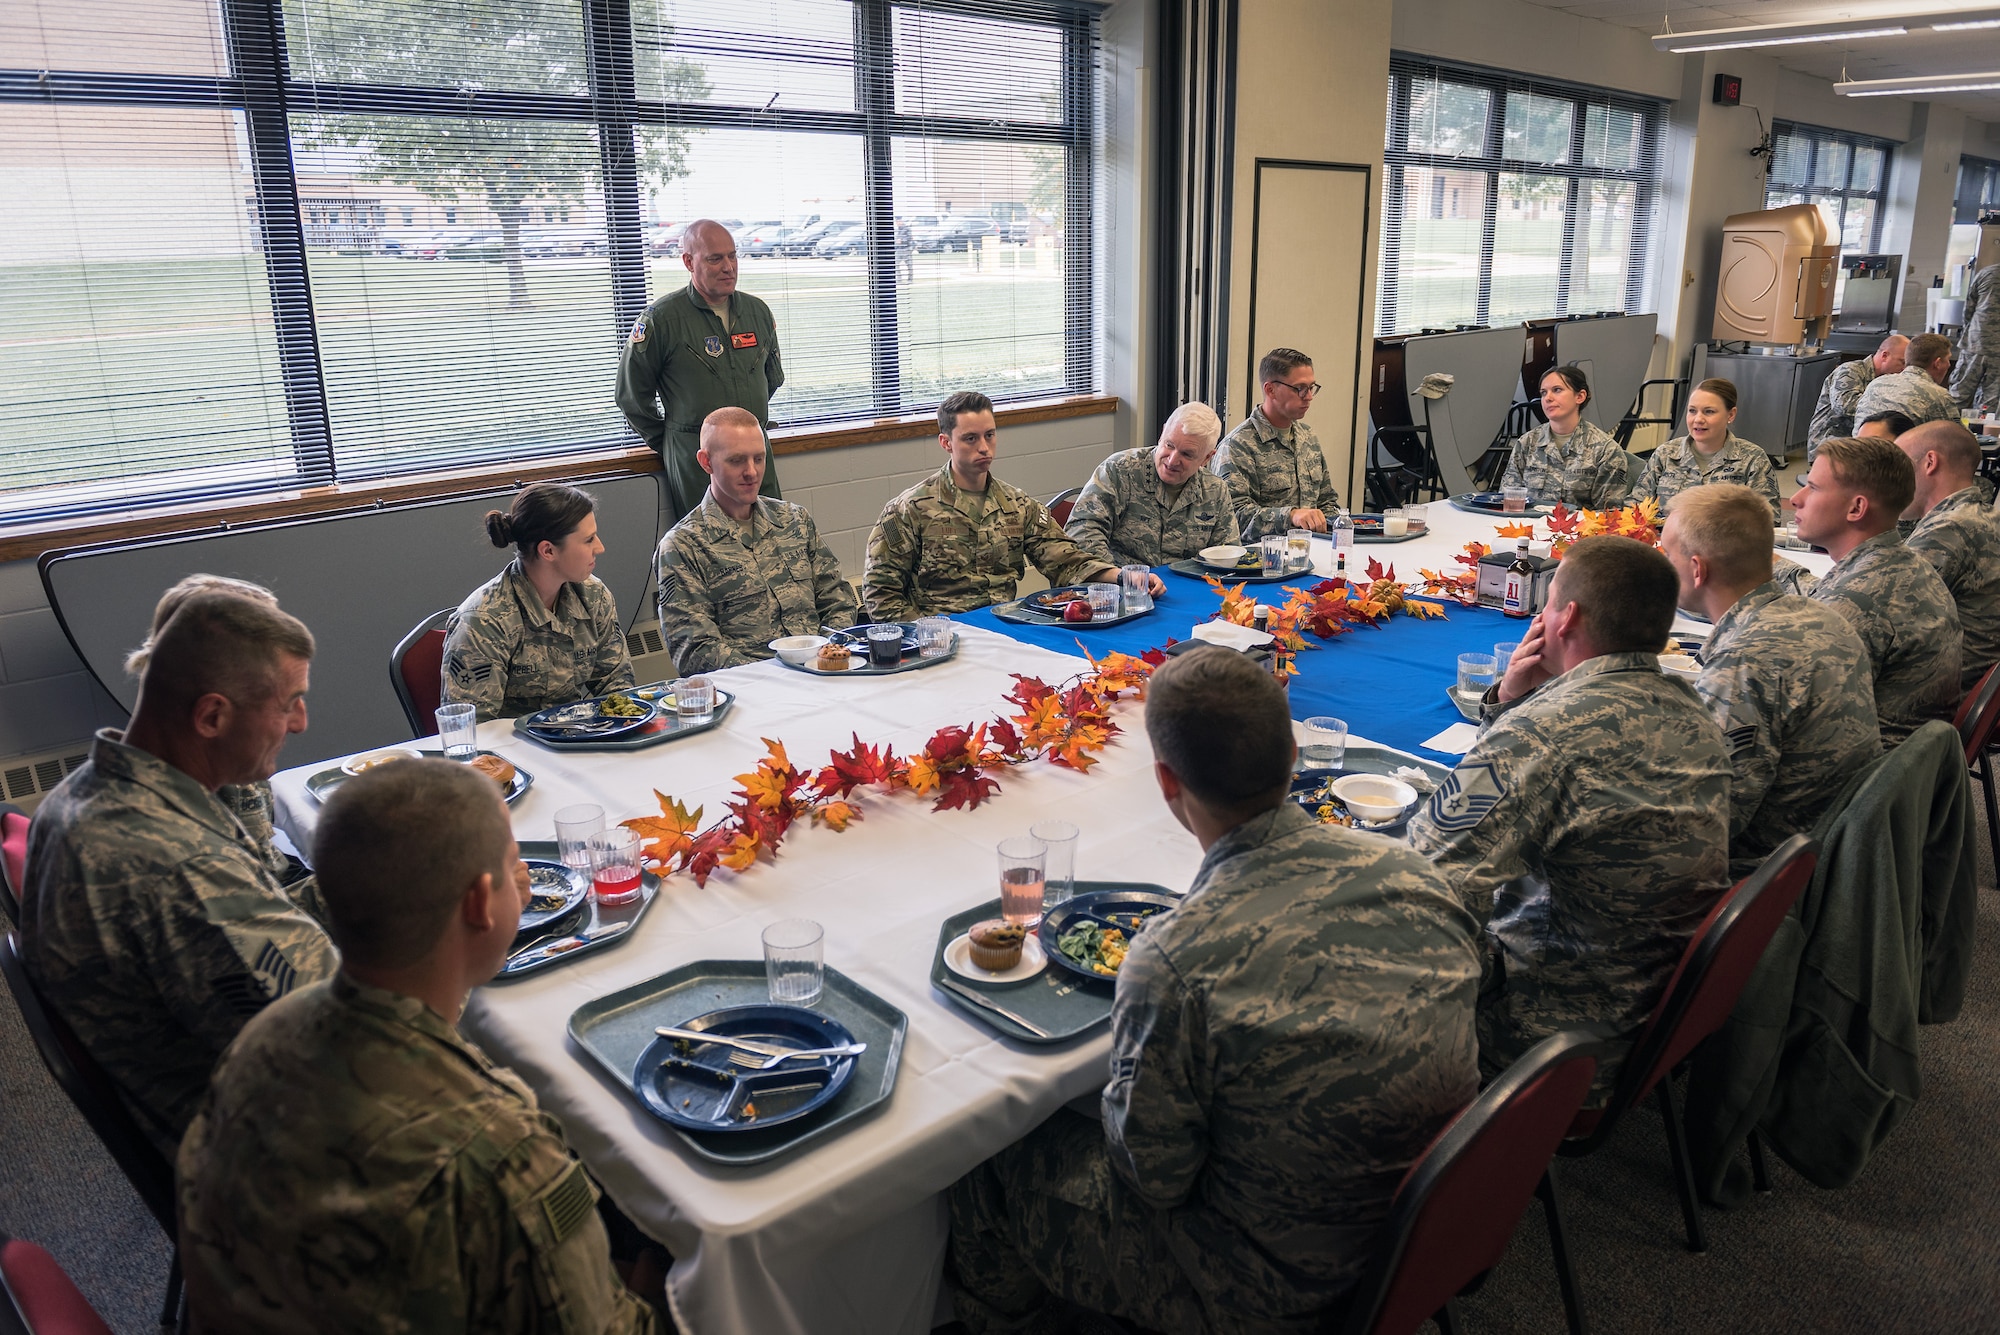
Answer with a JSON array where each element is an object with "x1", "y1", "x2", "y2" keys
[{"x1": 1517, "y1": 1, "x2": 2000, "y2": 121}]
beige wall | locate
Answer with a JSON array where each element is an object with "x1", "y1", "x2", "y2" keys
[{"x1": 1390, "y1": 0, "x2": 1681, "y2": 101}]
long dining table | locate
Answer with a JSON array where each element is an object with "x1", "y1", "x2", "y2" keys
[{"x1": 268, "y1": 496, "x2": 1831, "y2": 1335}]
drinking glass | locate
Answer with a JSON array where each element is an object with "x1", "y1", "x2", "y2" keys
[
  {"x1": 1301, "y1": 716, "x2": 1348, "y2": 769},
  {"x1": 865, "y1": 624, "x2": 904, "y2": 667},
  {"x1": 1458, "y1": 652, "x2": 1498, "y2": 694},
  {"x1": 997, "y1": 836, "x2": 1047, "y2": 927},
  {"x1": 588, "y1": 827, "x2": 644, "y2": 906},
  {"x1": 1502, "y1": 488, "x2": 1530, "y2": 514},
  {"x1": 553, "y1": 804, "x2": 605, "y2": 872},
  {"x1": 916, "y1": 616, "x2": 953, "y2": 658},
  {"x1": 1119, "y1": 565, "x2": 1153, "y2": 613},
  {"x1": 1493, "y1": 641, "x2": 1522, "y2": 680},
  {"x1": 1030, "y1": 820, "x2": 1079, "y2": 910},
  {"x1": 434, "y1": 702, "x2": 478, "y2": 762},
  {"x1": 763, "y1": 918, "x2": 825, "y2": 1007},
  {"x1": 1087, "y1": 583, "x2": 1121, "y2": 618},
  {"x1": 1259, "y1": 535, "x2": 1286, "y2": 574},
  {"x1": 670, "y1": 677, "x2": 714, "y2": 721},
  {"x1": 1286, "y1": 528, "x2": 1311, "y2": 568},
  {"x1": 1383, "y1": 508, "x2": 1409, "y2": 538}
]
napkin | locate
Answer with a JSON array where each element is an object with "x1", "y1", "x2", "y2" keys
[
  {"x1": 1420, "y1": 722, "x2": 1480, "y2": 754},
  {"x1": 1189, "y1": 621, "x2": 1274, "y2": 651}
]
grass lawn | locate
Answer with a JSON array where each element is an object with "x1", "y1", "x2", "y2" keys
[
  {"x1": 0, "y1": 245, "x2": 1067, "y2": 502},
  {"x1": 1386, "y1": 217, "x2": 1634, "y2": 331}
]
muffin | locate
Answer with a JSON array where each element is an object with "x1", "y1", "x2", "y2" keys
[
  {"x1": 967, "y1": 919, "x2": 1026, "y2": 971},
  {"x1": 469, "y1": 753, "x2": 517, "y2": 790},
  {"x1": 816, "y1": 641, "x2": 853, "y2": 670}
]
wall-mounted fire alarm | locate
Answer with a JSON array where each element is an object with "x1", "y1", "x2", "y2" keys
[{"x1": 1714, "y1": 73, "x2": 1742, "y2": 106}]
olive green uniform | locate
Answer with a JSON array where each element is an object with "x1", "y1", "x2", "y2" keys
[{"x1": 615, "y1": 283, "x2": 785, "y2": 522}]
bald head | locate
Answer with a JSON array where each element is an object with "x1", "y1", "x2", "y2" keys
[
  {"x1": 1899, "y1": 418, "x2": 1982, "y2": 516},
  {"x1": 681, "y1": 218, "x2": 739, "y2": 304},
  {"x1": 1873, "y1": 334, "x2": 1909, "y2": 375}
]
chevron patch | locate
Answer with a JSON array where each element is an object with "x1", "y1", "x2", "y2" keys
[{"x1": 1425, "y1": 762, "x2": 1507, "y2": 833}]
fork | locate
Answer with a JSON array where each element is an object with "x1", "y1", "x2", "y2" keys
[{"x1": 721, "y1": 1042, "x2": 869, "y2": 1071}]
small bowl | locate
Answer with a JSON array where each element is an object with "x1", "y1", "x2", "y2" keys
[
  {"x1": 341, "y1": 746, "x2": 422, "y2": 777},
  {"x1": 1331, "y1": 774, "x2": 1419, "y2": 823},
  {"x1": 770, "y1": 634, "x2": 828, "y2": 666},
  {"x1": 1199, "y1": 544, "x2": 1247, "y2": 566}
]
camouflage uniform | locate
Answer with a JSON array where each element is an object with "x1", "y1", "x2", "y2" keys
[
  {"x1": 656, "y1": 491, "x2": 859, "y2": 674},
  {"x1": 1949, "y1": 264, "x2": 2000, "y2": 412},
  {"x1": 1806, "y1": 359, "x2": 1878, "y2": 462},
  {"x1": 1500, "y1": 419, "x2": 1630, "y2": 509},
  {"x1": 949, "y1": 803, "x2": 1481, "y2": 1335},
  {"x1": 442, "y1": 561, "x2": 635, "y2": 722},
  {"x1": 1406, "y1": 654, "x2": 1733, "y2": 1099},
  {"x1": 1851, "y1": 365, "x2": 1959, "y2": 430},
  {"x1": 1906, "y1": 485, "x2": 2000, "y2": 690},
  {"x1": 1693, "y1": 584, "x2": 1881, "y2": 877},
  {"x1": 178, "y1": 974, "x2": 659, "y2": 1334},
  {"x1": 217, "y1": 782, "x2": 307, "y2": 886},
  {"x1": 1212, "y1": 407, "x2": 1342, "y2": 542},
  {"x1": 862, "y1": 466, "x2": 1111, "y2": 622},
  {"x1": 1064, "y1": 445, "x2": 1240, "y2": 568},
  {"x1": 21, "y1": 730, "x2": 338, "y2": 1154},
  {"x1": 1630, "y1": 434, "x2": 1782, "y2": 520},
  {"x1": 1806, "y1": 530, "x2": 1964, "y2": 745}
]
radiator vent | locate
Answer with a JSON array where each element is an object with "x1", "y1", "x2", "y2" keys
[
  {"x1": 2, "y1": 745, "x2": 90, "y2": 814},
  {"x1": 624, "y1": 620, "x2": 675, "y2": 684}
]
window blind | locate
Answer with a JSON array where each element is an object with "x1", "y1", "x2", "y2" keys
[
  {"x1": 1957, "y1": 154, "x2": 2000, "y2": 225},
  {"x1": 1764, "y1": 121, "x2": 1893, "y2": 253},
  {"x1": 0, "y1": 0, "x2": 1102, "y2": 524},
  {"x1": 1378, "y1": 56, "x2": 1663, "y2": 337}
]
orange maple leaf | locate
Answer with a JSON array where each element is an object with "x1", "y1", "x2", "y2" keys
[
  {"x1": 621, "y1": 791, "x2": 703, "y2": 870},
  {"x1": 904, "y1": 753, "x2": 942, "y2": 796},
  {"x1": 718, "y1": 828, "x2": 762, "y2": 871},
  {"x1": 810, "y1": 800, "x2": 861, "y2": 831},
  {"x1": 1494, "y1": 520, "x2": 1536, "y2": 538}
]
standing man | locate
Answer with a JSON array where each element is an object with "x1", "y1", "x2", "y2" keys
[
  {"x1": 656, "y1": 406, "x2": 859, "y2": 674},
  {"x1": 1897, "y1": 419, "x2": 2000, "y2": 690},
  {"x1": 1064, "y1": 402, "x2": 1240, "y2": 568},
  {"x1": 1788, "y1": 436, "x2": 1963, "y2": 743},
  {"x1": 1852, "y1": 333, "x2": 1959, "y2": 430},
  {"x1": 1951, "y1": 259, "x2": 2000, "y2": 412},
  {"x1": 616, "y1": 219, "x2": 785, "y2": 523},
  {"x1": 1807, "y1": 334, "x2": 1907, "y2": 463},
  {"x1": 1214, "y1": 347, "x2": 1343, "y2": 542}
]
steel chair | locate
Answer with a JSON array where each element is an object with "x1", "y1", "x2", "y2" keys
[
  {"x1": 389, "y1": 608, "x2": 455, "y2": 738},
  {"x1": 1338, "y1": 1030, "x2": 1606, "y2": 1335},
  {"x1": 1951, "y1": 663, "x2": 2000, "y2": 871},
  {"x1": 1613, "y1": 377, "x2": 1689, "y2": 448},
  {"x1": 1557, "y1": 834, "x2": 1820, "y2": 1255},
  {"x1": 1473, "y1": 401, "x2": 1541, "y2": 492},
  {"x1": 1046, "y1": 486, "x2": 1083, "y2": 528},
  {"x1": 0, "y1": 804, "x2": 27, "y2": 925},
  {"x1": 0, "y1": 932, "x2": 181, "y2": 1329},
  {"x1": 0, "y1": 1234, "x2": 114, "y2": 1335}
]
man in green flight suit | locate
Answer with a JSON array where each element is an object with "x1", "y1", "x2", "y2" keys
[{"x1": 616, "y1": 218, "x2": 786, "y2": 523}]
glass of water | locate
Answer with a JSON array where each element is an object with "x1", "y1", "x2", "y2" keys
[
  {"x1": 1259, "y1": 535, "x2": 1286, "y2": 574},
  {"x1": 1286, "y1": 528, "x2": 1311, "y2": 568},
  {"x1": 434, "y1": 702, "x2": 478, "y2": 762},
  {"x1": 916, "y1": 616, "x2": 953, "y2": 658},
  {"x1": 1030, "y1": 820, "x2": 1079, "y2": 910},
  {"x1": 1301, "y1": 716, "x2": 1348, "y2": 769},
  {"x1": 1086, "y1": 582, "x2": 1121, "y2": 618},
  {"x1": 553, "y1": 804, "x2": 605, "y2": 872},
  {"x1": 763, "y1": 918, "x2": 825, "y2": 1007},
  {"x1": 1119, "y1": 565, "x2": 1153, "y2": 613},
  {"x1": 671, "y1": 677, "x2": 715, "y2": 722},
  {"x1": 1458, "y1": 653, "x2": 1498, "y2": 694},
  {"x1": 1493, "y1": 641, "x2": 1522, "y2": 680}
]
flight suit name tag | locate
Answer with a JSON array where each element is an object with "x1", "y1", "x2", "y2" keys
[{"x1": 731, "y1": 331, "x2": 759, "y2": 350}]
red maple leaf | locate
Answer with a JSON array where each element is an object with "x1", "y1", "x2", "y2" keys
[
  {"x1": 1005, "y1": 674, "x2": 1056, "y2": 711},
  {"x1": 933, "y1": 768, "x2": 1003, "y2": 812},
  {"x1": 926, "y1": 723, "x2": 975, "y2": 762},
  {"x1": 812, "y1": 732, "x2": 900, "y2": 799},
  {"x1": 1365, "y1": 556, "x2": 1394, "y2": 582},
  {"x1": 986, "y1": 717, "x2": 1025, "y2": 759},
  {"x1": 1139, "y1": 639, "x2": 1174, "y2": 666}
]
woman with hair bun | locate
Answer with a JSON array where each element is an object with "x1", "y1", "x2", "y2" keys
[
  {"x1": 1630, "y1": 378, "x2": 1781, "y2": 519},
  {"x1": 1502, "y1": 365, "x2": 1632, "y2": 509},
  {"x1": 441, "y1": 482, "x2": 635, "y2": 721}
]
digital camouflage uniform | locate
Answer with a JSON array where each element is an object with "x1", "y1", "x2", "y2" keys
[
  {"x1": 615, "y1": 282, "x2": 785, "y2": 523},
  {"x1": 178, "y1": 975, "x2": 659, "y2": 1334},
  {"x1": 1807, "y1": 358, "x2": 1878, "y2": 461},
  {"x1": 1406, "y1": 654, "x2": 1733, "y2": 1100},
  {"x1": 1949, "y1": 264, "x2": 2000, "y2": 411},
  {"x1": 1500, "y1": 419, "x2": 1630, "y2": 509},
  {"x1": 1630, "y1": 434, "x2": 1781, "y2": 520},
  {"x1": 1804, "y1": 530, "x2": 1964, "y2": 745},
  {"x1": 21, "y1": 730, "x2": 338, "y2": 1154},
  {"x1": 1693, "y1": 584, "x2": 1881, "y2": 877},
  {"x1": 949, "y1": 803, "x2": 1481, "y2": 1335},
  {"x1": 217, "y1": 780, "x2": 312, "y2": 892},
  {"x1": 1852, "y1": 365, "x2": 1959, "y2": 431},
  {"x1": 656, "y1": 490, "x2": 859, "y2": 674},
  {"x1": 862, "y1": 467, "x2": 1111, "y2": 622},
  {"x1": 1063, "y1": 445, "x2": 1240, "y2": 568},
  {"x1": 443, "y1": 561, "x2": 636, "y2": 722},
  {"x1": 1212, "y1": 407, "x2": 1342, "y2": 542},
  {"x1": 1906, "y1": 485, "x2": 2000, "y2": 690}
]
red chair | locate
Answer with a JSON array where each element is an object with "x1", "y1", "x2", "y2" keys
[
  {"x1": 1557, "y1": 833, "x2": 1820, "y2": 1254},
  {"x1": 389, "y1": 608, "x2": 455, "y2": 738},
  {"x1": 0, "y1": 1236, "x2": 113, "y2": 1335},
  {"x1": 1951, "y1": 664, "x2": 2000, "y2": 871},
  {"x1": 0, "y1": 932, "x2": 181, "y2": 1328},
  {"x1": 0, "y1": 804, "x2": 28, "y2": 924},
  {"x1": 1046, "y1": 486, "x2": 1083, "y2": 527},
  {"x1": 1338, "y1": 1030, "x2": 1606, "y2": 1335}
]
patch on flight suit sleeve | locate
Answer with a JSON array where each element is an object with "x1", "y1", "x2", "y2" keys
[
  {"x1": 1722, "y1": 724, "x2": 1759, "y2": 756},
  {"x1": 447, "y1": 650, "x2": 494, "y2": 689},
  {"x1": 1424, "y1": 762, "x2": 1507, "y2": 833},
  {"x1": 628, "y1": 316, "x2": 647, "y2": 344},
  {"x1": 703, "y1": 334, "x2": 724, "y2": 357},
  {"x1": 539, "y1": 1162, "x2": 596, "y2": 1244},
  {"x1": 251, "y1": 940, "x2": 300, "y2": 998}
]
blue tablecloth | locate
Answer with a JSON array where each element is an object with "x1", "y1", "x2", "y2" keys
[{"x1": 957, "y1": 567, "x2": 1523, "y2": 763}]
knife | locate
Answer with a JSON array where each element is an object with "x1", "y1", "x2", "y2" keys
[
  {"x1": 503, "y1": 921, "x2": 630, "y2": 971},
  {"x1": 934, "y1": 976, "x2": 1054, "y2": 1038}
]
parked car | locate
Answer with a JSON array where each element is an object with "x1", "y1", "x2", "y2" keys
[
  {"x1": 784, "y1": 218, "x2": 857, "y2": 255},
  {"x1": 812, "y1": 220, "x2": 868, "y2": 258},
  {"x1": 379, "y1": 231, "x2": 443, "y2": 259},
  {"x1": 740, "y1": 222, "x2": 796, "y2": 257},
  {"x1": 937, "y1": 215, "x2": 998, "y2": 252}
]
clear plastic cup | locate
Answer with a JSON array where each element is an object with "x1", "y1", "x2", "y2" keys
[
  {"x1": 1119, "y1": 565, "x2": 1153, "y2": 613},
  {"x1": 1502, "y1": 488, "x2": 1530, "y2": 513},
  {"x1": 1458, "y1": 653, "x2": 1498, "y2": 694},
  {"x1": 1301, "y1": 717, "x2": 1348, "y2": 769},
  {"x1": 588, "y1": 827, "x2": 644, "y2": 906},
  {"x1": 1493, "y1": 641, "x2": 1522, "y2": 679},
  {"x1": 1086, "y1": 583, "x2": 1120, "y2": 618},
  {"x1": 997, "y1": 836, "x2": 1047, "y2": 926},
  {"x1": 1383, "y1": 508, "x2": 1409, "y2": 537},
  {"x1": 1286, "y1": 528, "x2": 1311, "y2": 568},
  {"x1": 672, "y1": 677, "x2": 714, "y2": 721},
  {"x1": 763, "y1": 918, "x2": 825, "y2": 1007},
  {"x1": 434, "y1": 702, "x2": 478, "y2": 762},
  {"x1": 1030, "y1": 820, "x2": 1079, "y2": 910},
  {"x1": 1259, "y1": 535, "x2": 1286, "y2": 573},
  {"x1": 553, "y1": 804, "x2": 605, "y2": 872},
  {"x1": 916, "y1": 616, "x2": 953, "y2": 658},
  {"x1": 864, "y1": 624, "x2": 904, "y2": 667}
]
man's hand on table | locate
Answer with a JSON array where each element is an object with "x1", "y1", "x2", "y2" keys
[
  {"x1": 1495, "y1": 611, "x2": 1554, "y2": 704},
  {"x1": 1289, "y1": 507, "x2": 1328, "y2": 533}
]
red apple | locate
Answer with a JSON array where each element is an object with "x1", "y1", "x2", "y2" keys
[{"x1": 1062, "y1": 600, "x2": 1092, "y2": 623}]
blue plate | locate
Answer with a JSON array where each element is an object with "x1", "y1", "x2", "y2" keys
[
  {"x1": 516, "y1": 859, "x2": 590, "y2": 934},
  {"x1": 1288, "y1": 772, "x2": 1418, "y2": 837},
  {"x1": 522, "y1": 691, "x2": 659, "y2": 741},
  {"x1": 633, "y1": 1004, "x2": 858, "y2": 1134},
  {"x1": 1039, "y1": 888, "x2": 1179, "y2": 984}
]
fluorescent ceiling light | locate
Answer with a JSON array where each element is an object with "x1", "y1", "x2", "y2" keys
[
  {"x1": 1837, "y1": 72, "x2": 2000, "y2": 95},
  {"x1": 1935, "y1": 18, "x2": 2000, "y2": 28},
  {"x1": 1653, "y1": 7, "x2": 2000, "y2": 53},
  {"x1": 1664, "y1": 27, "x2": 1904, "y2": 53}
]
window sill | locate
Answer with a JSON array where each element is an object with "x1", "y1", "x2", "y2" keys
[{"x1": 0, "y1": 394, "x2": 1119, "y2": 564}]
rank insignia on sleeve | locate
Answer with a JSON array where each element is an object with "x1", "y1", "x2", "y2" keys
[
  {"x1": 1425, "y1": 762, "x2": 1506, "y2": 832},
  {"x1": 628, "y1": 317, "x2": 647, "y2": 344},
  {"x1": 731, "y1": 331, "x2": 758, "y2": 349},
  {"x1": 704, "y1": 335, "x2": 724, "y2": 357}
]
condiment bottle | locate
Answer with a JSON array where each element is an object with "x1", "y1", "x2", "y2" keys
[{"x1": 1503, "y1": 538, "x2": 1533, "y2": 619}]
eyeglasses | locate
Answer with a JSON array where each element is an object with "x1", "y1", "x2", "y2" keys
[{"x1": 1272, "y1": 379, "x2": 1322, "y2": 399}]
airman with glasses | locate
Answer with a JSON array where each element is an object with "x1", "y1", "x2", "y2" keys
[{"x1": 1213, "y1": 347, "x2": 1344, "y2": 541}]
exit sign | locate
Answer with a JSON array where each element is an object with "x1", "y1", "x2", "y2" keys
[{"x1": 1714, "y1": 73, "x2": 1742, "y2": 106}]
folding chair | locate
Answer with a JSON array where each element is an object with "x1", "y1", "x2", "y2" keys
[
  {"x1": 1046, "y1": 486, "x2": 1083, "y2": 528},
  {"x1": 0, "y1": 932, "x2": 181, "y2": 1330},
  {"x1": 0, "y1": 804, "x2": 27, "y2": 925},
  {"x1": 1951, "y1": 663, "x2": 2000, "y2": 871},
  {"x1": 389, "y1": 608, "x2": 455, "y2": 738},
  {"x1": 0, "y1": 1234, "x2": 114, "y2": 1335},
  {"x1": 1472, "y1": 401, "x2": 1540, "y2": 492},
  {"x1": 1557, "y1": 834, "x2": 1820, "y2": 1254},
  {"x1": 1338, "y1": 1030, "x2": 1606, "y2": 1335},
  {"x1": 1613, "y1": 377, "x2": 1689, "y2": 448}
]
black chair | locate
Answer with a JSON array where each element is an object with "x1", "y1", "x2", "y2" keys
[
  {"x1": 1474, "y1": 401, "x2": 1542, "y2": 491},
  {"x1": 1613, "y1": 377, "x2": 1689, "y2": 448},
  {"x1": 389, "y1": 608, "x2": 455, "y2": 738},
  {"x1": 1046, "y1": 486, "x2": 1083, "y2": 527},
  {"x1": 0, "y1": 932, "x2": 181, "y2": 1328},
  {"x1": 1366, "y1": 399, "x2": 1448, "y2": 511}
]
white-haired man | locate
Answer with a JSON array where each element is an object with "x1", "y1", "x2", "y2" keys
[{"x1": 1065, "y1": 403, "x2": 1242, "y2": 568}]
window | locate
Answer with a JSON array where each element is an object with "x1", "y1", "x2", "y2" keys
[
  {"x1": 1956, "y1": 155, "x2": 2000, "y2": 224},
  {"x1": 0, "y1": 0, "x2": 1101, "y2": 523},
  {"x1": 1764, "y1": 122, "x2": 1892, "y2": 253},
  {"x1": 1378, "y1": 57, "x2": 1661, "y2": 335}
]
